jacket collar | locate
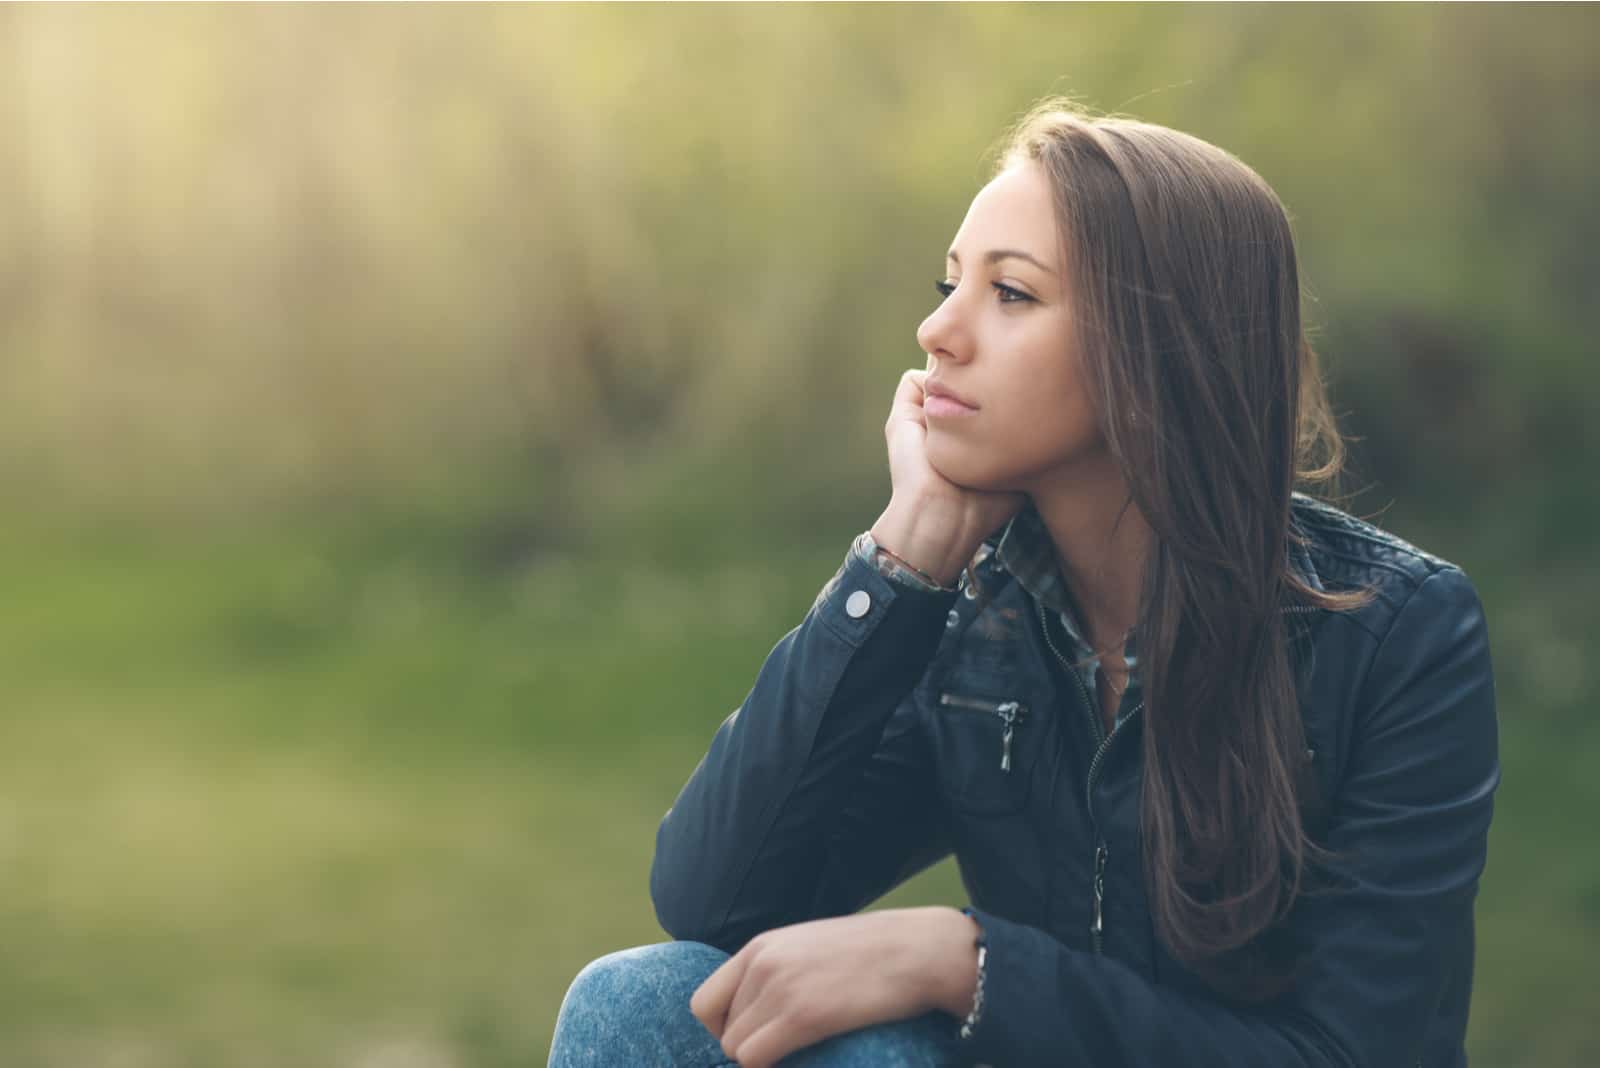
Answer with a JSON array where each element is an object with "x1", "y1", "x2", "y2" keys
[{"x1": 1287, "y1": 494, "x2": 1327, "y2": 594}]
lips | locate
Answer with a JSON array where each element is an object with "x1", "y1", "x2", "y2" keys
[{"x1": 925, "y1": 379, "x2": 977, "y2": 409}]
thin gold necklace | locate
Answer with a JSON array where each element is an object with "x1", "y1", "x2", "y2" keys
[
  {"x1": 1099, "y1": 661, "x2": 1129, "y2": 698},
  {"x1": 1092, "y1": 626, "x2": 1134, "y2": 697},
  {"x1": 1088, "y1": 625, "x2": 1133, "y2": 663}
]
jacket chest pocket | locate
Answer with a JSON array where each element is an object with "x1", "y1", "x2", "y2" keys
[{"x1": 927, "y1": 689, "x2": 1037, "y2": 815}]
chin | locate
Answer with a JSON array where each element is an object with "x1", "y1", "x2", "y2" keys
[{"x1": 925, "y1": 434, "x2": 1010, "y2": 493}]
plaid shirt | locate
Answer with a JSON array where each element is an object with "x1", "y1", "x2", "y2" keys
[
  {"x1": 991, "y1": 504, "x2": 1141, "y2": 731},
  {"x1": 857, "y1": 503, "x2": 1141, "y2": 730}
]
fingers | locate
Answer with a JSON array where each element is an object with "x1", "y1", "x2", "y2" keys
[
  {"x1": 894, "y1": 367, "x2": 927, "y2": 406},
  {"x1": 889, "y1": 369, "x2": 929, "y2": 433},
  {"x1": 720, "y1": 953, "x2": 769, "y2": 1054},
  {"x1": 718, "y1": 980, "x2": 790, "y2": 1068},
  {"x1": 689, "y1": 950, "x2": 750, "y2": 1041},
  {"x1": 723, "y1": 1012, "x2": 796, "y2": 1068}
]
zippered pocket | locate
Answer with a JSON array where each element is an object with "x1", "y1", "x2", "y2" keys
[
  {"x1": 931, "y1": 691, "x2": 1035, "y2": 814},
  {"x1": 939, "y1": 693, "x2": 1028, "y2": 771}
]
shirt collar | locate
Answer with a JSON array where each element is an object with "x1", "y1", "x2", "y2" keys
[
  {"x1": 990, "y1": 499, "x2": 1323, "y2": 655},
  {"x1": 992, "y1": 502, "x2": 1124, "y2": 654}
]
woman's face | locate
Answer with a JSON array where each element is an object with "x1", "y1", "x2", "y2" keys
[{"x1": 915, "y1": 161, "x2": 1103, "y2": 493}]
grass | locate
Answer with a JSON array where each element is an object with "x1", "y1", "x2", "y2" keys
[{"x1": 0, "y1": 522, "x2": 1591, "y2": 1067}]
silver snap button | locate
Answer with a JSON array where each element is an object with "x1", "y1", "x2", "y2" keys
[
  {"x1": 963, "y1": 582, "x2": 978, "y2": 600},
  {"x1": 946, "y1": 608, "x2": 961, "y2": 628},
  {"x1": 845, "y1": 590, "x2": 872, "y2": 619}
]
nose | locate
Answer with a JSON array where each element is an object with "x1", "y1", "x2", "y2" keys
[{"x1": 917, "y1": 288, "x2": 973, "y2": 366}]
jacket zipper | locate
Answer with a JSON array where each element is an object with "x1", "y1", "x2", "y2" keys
[
  {"x1": 1036, "y1": 596, "x2": 1143, "y2": 954},
  {"x1": 1034, "y1": 596, "x2": 1318, "y2": 952},
  {"x1": 939, "y1": 693, "x2": 1028, "y2": 771},
  {"x1": 1082, "y1": 702, "x2": 1143, "y2": 953}
]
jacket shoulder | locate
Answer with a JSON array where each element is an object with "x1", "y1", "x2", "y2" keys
[{"x1": 1289, "y1": 492, "x2": 1479, "y2": 634}]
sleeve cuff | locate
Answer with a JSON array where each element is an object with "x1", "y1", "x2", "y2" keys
[
  {"x1": 953, "y1": 905, "x2": 1064, "y2": 1065},
  {"x1": 808, "y1": 533, "x2": 960, "y2": 649},
  {"x1": 852, "y1": 529, "x2": 963, "y2": 593}
]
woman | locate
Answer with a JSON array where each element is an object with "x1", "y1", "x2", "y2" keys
[{"x1": 549, "y1": 99, "x2": 1499, "y2": 1068}]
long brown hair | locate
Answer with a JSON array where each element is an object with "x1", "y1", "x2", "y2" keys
[{"x1": 976, "y1": 99, "x2": 1373, "y2": 1001}]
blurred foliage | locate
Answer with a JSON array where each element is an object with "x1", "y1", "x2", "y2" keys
[
  {"x1": 0, "y1": 5, "x2": 1595, "y2": 1067},
  {"x1": 2, "y1": 5, "x2": 1594, "y2": 554}
]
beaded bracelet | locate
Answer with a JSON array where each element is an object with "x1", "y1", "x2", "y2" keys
[{"x1": 957, "y1": 906, "x2": 989, "y2": 1041}]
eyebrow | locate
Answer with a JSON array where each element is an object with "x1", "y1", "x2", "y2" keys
[{"x1": 946, "y1": 248, "x2": 1057, "y2": 276}]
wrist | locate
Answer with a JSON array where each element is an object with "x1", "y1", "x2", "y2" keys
[
  {"x1": 922, "y1": 906, "x2": 984, "y2": 1019},
  {"x1": 856, "y1": 530, "x2": 959, "y2": 593},
  {"x1": 870, "y1": 498, "x2": 986, "y2": 588}
]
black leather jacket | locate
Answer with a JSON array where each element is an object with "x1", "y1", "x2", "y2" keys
[{"x1": 651, "y1": 493, "x2": 1499, "y2": 1067}]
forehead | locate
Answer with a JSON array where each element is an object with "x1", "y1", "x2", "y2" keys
[{"x1": 948, "y1": 162, "x2": 1058, "y2": 264}]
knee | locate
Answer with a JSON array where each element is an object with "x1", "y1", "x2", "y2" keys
[{"x1": 556, "y1": 940, "x2": 731, "y2": 1031}]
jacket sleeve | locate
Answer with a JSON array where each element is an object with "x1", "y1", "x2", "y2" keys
[
  {"x1": 650, "y1": 539, "x2": 960, "y2": 954},
  {"x1": 958, "y1": 564, "x2": 1500, "y2": 1068}
]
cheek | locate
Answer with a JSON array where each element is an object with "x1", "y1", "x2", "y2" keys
[
  {"x1": 1028, "y1": 390, "x2": 1104, "y2": 471},
  {"x1": 1027, "y1": 382, "x2": 1100, "y2": 455},
  {"x1": 1011, "y1": 348, "x2": 1100, "y2": 454}
]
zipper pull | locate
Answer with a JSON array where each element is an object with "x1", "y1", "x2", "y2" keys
[
  {"x1": 996, "y1": 701, "x2": 1021, "y2": 771},
  {"x1": 937, "y1": 694, "x2": 1027, "y2": 771},
  {"x1": 1091, "y1": 841, "x2": 1108, "y2": 951}
]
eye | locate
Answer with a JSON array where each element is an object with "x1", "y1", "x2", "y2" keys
[{"x1": 932, "y1": 279, "x2": 1034, "y2": 304}]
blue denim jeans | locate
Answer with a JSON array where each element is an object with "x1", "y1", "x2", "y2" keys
[{"x1": 547, "y1": 940, "x2": 972, "y2": 1067}]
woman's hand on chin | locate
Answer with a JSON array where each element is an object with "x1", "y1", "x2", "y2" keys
[{"x1": 875, "y1": 367, "x2": 1025, "y2": 585}]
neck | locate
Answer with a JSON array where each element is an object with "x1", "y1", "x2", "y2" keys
[{"x1": 1025, "y1": 456, "x2": 1153, "y2": 649}]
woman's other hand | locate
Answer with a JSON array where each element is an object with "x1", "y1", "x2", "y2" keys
[{"x1": 688, "y1": 907, "x2": 978, "y2": 1068}]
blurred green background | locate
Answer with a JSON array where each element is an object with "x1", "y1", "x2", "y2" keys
[{"x1": 1, "y1": 5, "x2": 1595, "y2": 1066}]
